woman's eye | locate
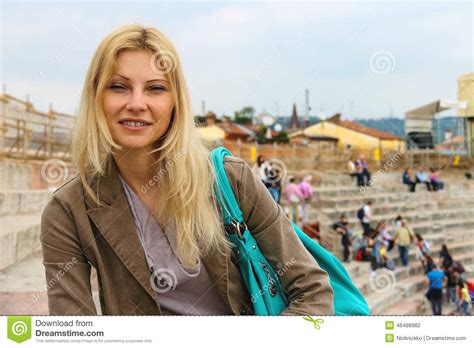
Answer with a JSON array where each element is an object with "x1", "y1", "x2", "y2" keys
[
  {"x1": 109, "y1": 84, "x2": 126, "y2": 91},
  {"x1": 149, "y1": 85, "x2": 165, "y2": 92}
]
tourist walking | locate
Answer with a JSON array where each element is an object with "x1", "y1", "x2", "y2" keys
[
  {"x1": 425, "y1": 264, "x2": 446, "y2": 316},
  {"x1": 393, "y1": 220, "x2": 415, "y2": 267}
]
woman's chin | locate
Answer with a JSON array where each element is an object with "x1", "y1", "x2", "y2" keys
[{"x1": 115, "y1": 140, "x2": 155, "y2": 152}]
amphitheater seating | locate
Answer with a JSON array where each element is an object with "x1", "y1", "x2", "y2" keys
[{"x1": 305, "y1": 171, "x2": 474, "y2": 315}]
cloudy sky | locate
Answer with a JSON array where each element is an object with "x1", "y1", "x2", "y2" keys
[{"x1": 1, "y1": 0, "x2": 472, "y2": 119}]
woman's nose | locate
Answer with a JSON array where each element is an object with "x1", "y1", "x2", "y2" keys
[{"x1": 126, "y1": 90, "x2": 147, "y2": 112}]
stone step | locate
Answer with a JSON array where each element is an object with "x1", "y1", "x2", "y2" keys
[
  {"x1": 317, "y1": 201, "x2": 438, "y2": 220},
  {"x1": 313, "y1": 184, "x2": 418, "y2": 196},
  {"x1": 316, "y1": 196, "x2": 472, "y2": 216},
  {"x1": 0, "y1": 162, "x2": 33, "y2": 189},
  {"x1": 318, "y1": 198, "x2": 474, "y2": 213},
  {"x1": 0, "y1": 252, "x2": 46, "y2": 293},
  {"x1": 321, "y1": 219, "x2": 474, "y2": 255},
  {"x1": 314, "y1": 190, "x2": 473, "y2": 207},
  {"x1": 314, "y1": 188, "x2": 391, "y2": 200},
  {"x1": 0, "y1": 253, "x2": 101, "y2": 315},
  {"x1": 395, "y1": 273, "x2": 429, "y2": 298},
  {"x1": 322, "y1": 216, "x2": 474, "y2": 252},
  {"x1": 334, "y1": 189, "x2": 473, "y2": 205},
  {"x1": 316, "y1": 207, "x2": 474, "y2": 228},
  {"x1": 347, "y1": 245, "x2": 474, "y2": 286},
  {"x1": 358, "y1": 251, "x2": 474, "y2": 314},
  {"x1": 0, "y1": 252, "x2": 47, "y2": 315},
  {"x1": 0, "y1": 189, "x2": 51, "y2": 216},
  {"x1": 327, "y1": 201, "x2": 474, "y2": 220},
  {"x1": 364, "y1": 288, "x2": 404, "y2": 315},
  {"x1": 330, "y1": 224, "x2": 473, "y2": 259},
  {"x1": 314, "y1": 182, "x2": 465, "y2": 195},
  {"x1": 0, "y1": 213, "x2": 42, "y2": 271},
  {"x1": 382, "y1": 298, "x2": 424, "y2": 315},
  {"x1": 0, "y1": 291, "x2": 48, "y2": 315},
  {"x1": 352, "y1": 250, "x2": 470, "y2": 296},
  {"x1": 378, "y1": 278, "x2": 469, "y2": 316},
  {"x1": 464, "y1": 264, "x2": 474, "y2": 278}
]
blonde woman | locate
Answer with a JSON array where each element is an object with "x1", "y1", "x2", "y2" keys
[{"x1": 40, "y1": 24, "x2": 334, "y2": 316}]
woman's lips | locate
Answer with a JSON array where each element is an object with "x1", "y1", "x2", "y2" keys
[
  {"x1": 120, "y1": 123, "x2": 151, "y2": 131},
  {"x1": 118, "y1": 120, "x2": 152, "y2": 131}
]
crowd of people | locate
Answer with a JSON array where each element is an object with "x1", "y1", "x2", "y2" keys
[
  {"x1": 325, "y1": 203, "x2": 472, "y2": 317},
  {"x1": 423, "y1": 244, "x2": 472, "y2": 316},
  {"x1": 402, "y1": 166, "x2": 445, "y2": 192},
  {"x1": 254, "y1": 155, "x2": 471, "y2": 316},
  {"x1": 331, "y1": 202, "x2": 472, "y2": 316}
]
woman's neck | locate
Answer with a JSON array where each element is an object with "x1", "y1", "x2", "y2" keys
[{"x1": 113, "y1": 148, "x2": 157, "y2": 196}]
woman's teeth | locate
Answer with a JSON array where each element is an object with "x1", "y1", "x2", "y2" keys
[{"x1": 121, "y1": 121, "x2": 149, "y2": 127}]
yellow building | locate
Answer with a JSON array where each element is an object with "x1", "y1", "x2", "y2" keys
[
  {"x1": 458, "y1": 72, "x2": 474, "y2": 155},
  {"x1": 458, "y1": 72, "x2": 474, "y2": 117},
  {"x1": 196, "y1": 112, "x2": 225, "y2": 145},
  {"x1": 301, "y1": 114, "x2": 404, "y2": 151},
  {"x1": 197, "y1": 124, "x2": 226, "y2": 144}
]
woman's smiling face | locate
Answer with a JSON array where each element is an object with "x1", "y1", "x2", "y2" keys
[{"x1": 103, "y1": 49, "x2": 175, "y2": 152}]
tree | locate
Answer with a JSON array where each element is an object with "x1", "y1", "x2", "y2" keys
[
  {"x1": 256, "y1": 125, "x2": 267, "y2": 144},
  {"x1": 274, "y1": 131, "x2": 289, "y2": 144},
  {"x1": 194, "y1": 115, "x2": 207, "y2": 126},
  {"x1": 240, "y1": 106, "x2": 255, "y2": 118},
  {"x1": 234, "y1": 115, "x2": 252, "y2": 124},
  {"x1": 234, "y1": 106, "x2": 255, "y2": 124}
]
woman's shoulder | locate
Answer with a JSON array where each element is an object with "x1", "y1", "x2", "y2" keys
[
  {"x1": 221, "y1": 155, "x2": 258, "y2": 199},
  {"x1": 47, "y1": 174, "x2": 84, "y2": 208},
  {"x1": 222, "y1": 155, "x2": 247, "y2": 177},
  {"x1": 40, "y1": 175, "x2": 83, "y2": 237},
  {"x1": 222, "y1": 155, "x2": 246, "y2": 165}
]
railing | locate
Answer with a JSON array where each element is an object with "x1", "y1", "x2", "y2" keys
[
  {"x1": 0, "y1": 92, "x2": 75, "y2": 160},
  {"x1": 222, "y1": 141, "x2": 474, "y2": 171}
]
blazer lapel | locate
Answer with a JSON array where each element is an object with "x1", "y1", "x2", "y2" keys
[{"x1": 85, "y1": 157, "x2": 159, "y2": 305}]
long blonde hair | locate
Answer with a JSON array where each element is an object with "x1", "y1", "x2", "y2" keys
[{"x1": 72, "y1": 23, "x2": 232, "y2": 267}]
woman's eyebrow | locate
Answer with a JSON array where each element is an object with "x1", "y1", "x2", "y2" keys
[
  {"x1": 114, "y1": 73, "x2": 169, "y2": 83},
  {"x1": 147, "y1": 79, "x2": 170, "y2": 83}
]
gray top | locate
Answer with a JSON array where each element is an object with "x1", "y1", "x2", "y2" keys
[{"x1": 119, "y1": 175, "x2": 232, "y2": 315}]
